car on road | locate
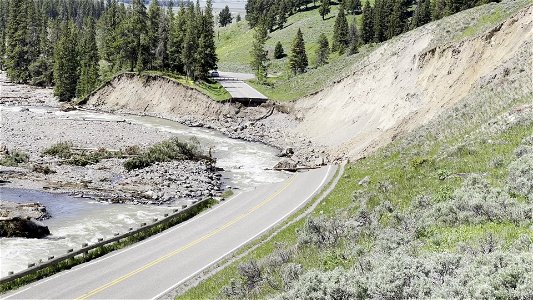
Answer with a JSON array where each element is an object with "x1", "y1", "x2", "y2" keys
[{"x1": 210, "y1": 70, "x2": 220, "y2": 78}]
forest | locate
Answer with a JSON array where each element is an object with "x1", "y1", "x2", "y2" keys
[{"x1": 0, "y1": 0, "x2": 217, "y2": 101}]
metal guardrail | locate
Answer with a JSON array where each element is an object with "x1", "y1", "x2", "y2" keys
[{"x1": 0, "y1": 199, "x2": 209, "y2": 285}]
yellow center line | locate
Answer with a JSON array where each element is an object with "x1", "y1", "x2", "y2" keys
[{"x1": 76, "y1": 173, "x2": 299, "y2": 300}]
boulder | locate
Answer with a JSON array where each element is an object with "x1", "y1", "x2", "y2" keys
[
  {"x1": 0, "y1": 217, "x2": 50, "y2": 238},
  {"x1": 273, "y1": 158, "x2": 298, "y2": 171}
]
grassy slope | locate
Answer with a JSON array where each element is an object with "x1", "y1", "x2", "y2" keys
[
  {"x1": 179, "y1": 2, "x2": 533, "y2": 299},
  {"x1": 215, "y1": 3, "x2": 371, "y2": 101}
]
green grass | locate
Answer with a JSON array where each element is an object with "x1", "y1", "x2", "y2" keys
[
  {"x1": 215, "y1": 4, "x2": 371, "y2": 101},
  {"x1": 0, "y1": 150, "x2": 29, "y2": 167},
  {"x1": 143, "y1": 71, "x2": 231, "y2": 102},
  {"x1": 179, "y1": 106, "x2": 533, "y2": 299}
]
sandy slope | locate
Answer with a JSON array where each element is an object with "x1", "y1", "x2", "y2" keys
[{"x1": 290, "y1": 3, "x2": 533, "y2": 159}]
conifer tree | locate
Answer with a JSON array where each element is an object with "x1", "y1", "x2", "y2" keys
[
  {"x1": 288, "y1": 28, "x2": 308, "y2": 74},
  {"x1": 155, "y1": 9, "x2": 170, "y2": 70},
  {"x1": 5, "y1": 0, "x2": 30, "y2": 82},
  {"x1": 348, "y1": 20, "x2": 359, "y2": 54},
  {"x1": 236, "y1": 14, "x2": 241, "y2": 22},
  {"x1": 411, "y1": 0, "x2": 431, "y2": 29},
  {"x1": 29, "y1": 16, "x2": 54, "y2": 86},
  {"x1": 387, "y1": 0, "x2": 409, "y2": 39},
  {"x1": 319, "y1": 0, "x2": 330, "y2": 20},
  {"x1": 132, "y1": 0, "x2": 148, "y2": 72},
  {"x1": 77, "y1": 18, "x2": 99, "y2": 98},
  {"x1": 169, "y1": 4, "x2": 186, "y2": 74},
  {"x1": 53, "y1": 21, "x2": 79, "y2": 101},
  {"x1": 361, "y1": 0, "x2": 374, "y2": 43},
  {"x1": 182, "y1": 3, "x2": 198, "y2": 78},
  {"x1": 315, "y1": 33, "x2": 330, "y2": 67},
  {"x1": 218, "y1": 5, "x2": 232, "y2": 27},
  {"x1": 250, "y1": 24, "x2": 268, "y2": 82},
  {"x1": 147, "y1": 0, "x2": 161, "y2": 69},
  {"x1": 197, "y1": 0, "x2": 217, "y2": 79},
  {"x1": 274, "y1": 41, "x2": 285, "y2": 59},
  {"x1": 332, "y1": 5, "x2": 349, "y2": 54}
]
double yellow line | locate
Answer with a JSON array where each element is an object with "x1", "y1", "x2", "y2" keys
[{"x1": 77, "y1": 174, "x2": 298, "y2": 300}]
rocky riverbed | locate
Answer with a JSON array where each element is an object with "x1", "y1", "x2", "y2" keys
[
  {"x1": 0, "y1": 72, "x2": 225, "y2": 207},
  {"x1": 0, "y1": 106, "x2": 222, "y2": 206}
]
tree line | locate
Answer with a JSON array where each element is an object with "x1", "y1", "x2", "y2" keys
[
  {"x1": 249, "y1": 0, "x2": 498, "y2": 80},
  {"x1": 0, "y1": 0, "x2": 217, "y2": 101}
]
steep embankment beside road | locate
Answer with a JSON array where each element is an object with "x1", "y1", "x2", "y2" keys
[
  {"x1": 290, "y1": 2, "x2": 532, "y2": 160},
  {"x1": 86, "y1": 73, "x2": 231, "y2": 120}
]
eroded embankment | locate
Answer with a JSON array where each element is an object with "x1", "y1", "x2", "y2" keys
[
  {"x1": 86, "y1": 3, "x2": 532, "y2": 164},
  {"x1": 290, "y1": 3, "x2": 533, "y2": 159}
]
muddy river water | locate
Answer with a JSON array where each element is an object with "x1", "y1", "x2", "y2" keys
[{"x1": 0, "y1": 108, "x2": 288, "y2": 278}]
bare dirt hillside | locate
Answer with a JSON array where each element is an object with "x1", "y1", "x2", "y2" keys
[{"x1": 291, "y1": 2, "x2": 533, "y2": 159}]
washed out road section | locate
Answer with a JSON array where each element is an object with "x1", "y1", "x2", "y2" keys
[
  {"x1": 4, "y1": 166, "x2": 336, "y2": 299},
  {"x1": 216, "y1": 71, "x2": 268, "y2": 100}
]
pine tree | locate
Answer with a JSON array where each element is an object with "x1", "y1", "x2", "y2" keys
[
  {"x1": 131, "y1": 0, "x2": 148, "y2": 72},
  {"x1": 197, "y1": 0, "x2": 217, "y2": 79},
  {"x1": 332, "y1": 5, "x2": 349, "y2": 53},
  {"x1": 218, "y1": 5, "x2": 232, "y2": 27},
  {"x1": 288, "y1": 28, "x2": 308, "y2": 74},
  {"x1": 250, "y1": 24, "x2": 268, "y2": 82},
  {"x1": 315, "y1": 33, "x2": 329, "y2": 67},
  {"x1": 236, "y1": 14, "x2": 241, "y2": 22},
  {"x1": 318, "y1": 0, "x2": 330, "y2": 20},
  {"x1": 5, "y1": 0, "x2": 30, "y2": 83},
  {"x1": 29, "y1": 15, "x2": 54, "y2": 86},
  {"x1": 182, "y1": 3, "x2": 198, "y2": 78},
  {"x1": 274, "y1": 41, "x2": 285, "y2": 59},
  {"x1": 53, "y1": 21, "x2": 79, "y2": 101},
  {"x1": 155, "y1": 8, "x2": 170, "y2": 70},
  {"x1": 169, "y1": 3, "x2": 186, "y2": 74},
  {"x1": 387, "y1": 0, "x2": 409, "y2": 39},
  {"x1": 361, "y1": 0, "x2": 374, "y2": 43},
  {"x1": 147, "y1": 0, "x2": 161, "y2": 69},
  {"x1": 411, "y1": 0, "x2": 431, "y2": 29},
  {"x1": 77, "y1": 18, "x2": 99, "y2": 98},
  {"x1": 348, "y1": 20, "x2": 359, "y2": 55}
]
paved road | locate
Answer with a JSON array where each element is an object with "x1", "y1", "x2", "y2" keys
[
  {"x1": 3, "y1": 166, "x2": 337, "y2": 300},
  {"x1": 216, "y1": 72, "x2": 268, "y2": 100}
]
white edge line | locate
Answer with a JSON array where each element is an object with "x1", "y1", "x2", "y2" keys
[
  {"x1": 2, "y1": 189, "x2": 251, "y2": 300},
  {"x1": 150, "y1": 165, "x2": 334, "y2": 300}
]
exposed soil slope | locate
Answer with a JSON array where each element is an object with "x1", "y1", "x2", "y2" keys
[{"x1": 291, "y1": 3, "x2": 532, "y2": 159}]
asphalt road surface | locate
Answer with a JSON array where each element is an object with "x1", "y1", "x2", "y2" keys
[
  {"x1": 3, "y1": 166, "x2": 337, "y2": 300},
  {"x1": 216, "y1": 72, "x2": 268, "y2": 100}
]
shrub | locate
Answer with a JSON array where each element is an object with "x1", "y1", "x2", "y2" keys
[
  {"x1": 428, "y1": 175, "x2": 531, "y2": 225},
  {"x1": 43, "y1": 141, "x2": 73, "y2": 159},
  {"x1": 32, "y1": 164, "x2": 56, "y2": 174},
  {"x1": 507, "y1": 154, "x2": 533, "y2": 201},
  {"x1": 123, "y1": 138, "x2": 210, "y2": 171},
  {"x1": 0, "y1": 150, "x2": 29, "y2": 166},
  {"x1": 275, "y1": 268, "x2": 367, "y2": 300},
  {"x1": 298, "y1": 216, "x2": 347, "y2": 248}
]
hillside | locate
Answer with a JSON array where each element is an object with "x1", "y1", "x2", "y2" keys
[
  {"x1": 178, "y1": 1, "x2": 533, "y2": 299},
  {"x1": 216, "y1": 1, "x2": 530, "y2": 102}
]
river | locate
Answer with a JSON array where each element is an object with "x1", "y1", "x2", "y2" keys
[{"x1": 0, "y1": 107, "x2": 288, "y2": 278}]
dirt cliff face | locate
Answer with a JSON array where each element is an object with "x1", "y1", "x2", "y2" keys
[{"x1": 290, "y1": 3, "x2": 532, "y2": 160}]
